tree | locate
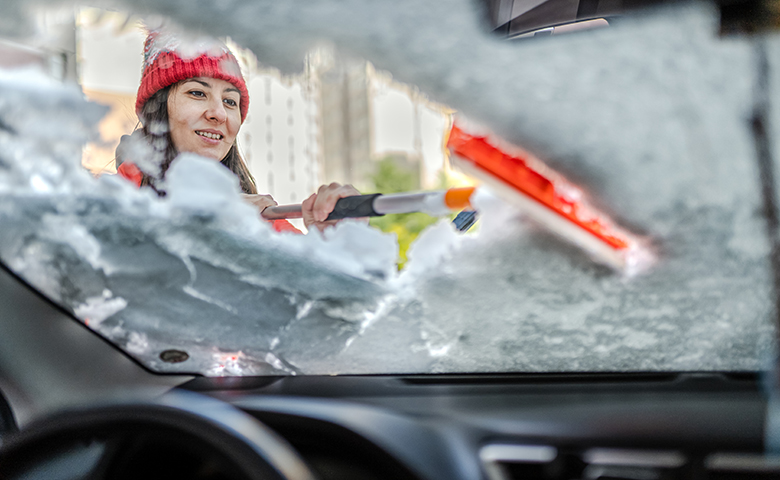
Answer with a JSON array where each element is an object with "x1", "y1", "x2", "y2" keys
[{"x1": 368, "y1": 156, "x2": 440, "y2": 269}]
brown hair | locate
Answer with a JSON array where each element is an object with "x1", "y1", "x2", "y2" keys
[{"x1": 135, "y1": 85, "x2": 257, "y2": 195}]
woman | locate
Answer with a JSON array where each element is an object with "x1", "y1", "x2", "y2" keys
[{"x1": 117, "y1": 30, "x2": 358, "y2": 233}]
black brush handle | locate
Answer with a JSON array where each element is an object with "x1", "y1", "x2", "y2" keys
[{"x1": 326, "y1": 194, "x2": 383, "y2": 220}]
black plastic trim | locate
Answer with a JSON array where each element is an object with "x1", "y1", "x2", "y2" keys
[{"x1": 0, "y1": 386, "x2": 17, "y2": 434}]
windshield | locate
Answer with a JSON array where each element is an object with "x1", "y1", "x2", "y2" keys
[{"x1": 0, "y1": 0, "x2": 775, "y2": 376}]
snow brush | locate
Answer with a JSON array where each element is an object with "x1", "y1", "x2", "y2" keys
[
  {"x1": 261, "y1": 187, "x2": 476, "y2": 222},
  {"x1": 446, "y1": 121, "x2": 652, "y2": 274},
  {"x1": 261, "y1": 122, "x2": 651, "y2": 273}
]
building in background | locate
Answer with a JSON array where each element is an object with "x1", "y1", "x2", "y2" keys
[
  {"x1": 0, "y1": 9, "x2": 79, "y2": 82},
  {"x1": 314, "y1": 52, "x2": 374, "y2": 192},
  {"x1": 236, "y1": 45, "x2": 322, "y2": 208},
  {"x1": 371, "y1": 70, "x2": 452, "y2": 190},
  {"x1": 77, "y1": 9, "x2": 143, "y2": 175}
]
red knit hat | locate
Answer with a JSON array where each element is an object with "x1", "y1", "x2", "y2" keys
[{"x1": 135, "y1": 30, "x2": 249, "y2": 123}]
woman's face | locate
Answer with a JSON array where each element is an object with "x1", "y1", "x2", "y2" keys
[{"x1": 167, "y1": 77, "x2": 242, "y2": 161}]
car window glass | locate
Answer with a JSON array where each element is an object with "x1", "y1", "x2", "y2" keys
[{"x1": 0, "y1": 1, "x2": 776, "y2": 376}]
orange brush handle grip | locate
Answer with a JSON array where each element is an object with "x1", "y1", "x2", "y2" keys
[{"x1": 444, "y1": 187, "x2": 475, "y2": 210}]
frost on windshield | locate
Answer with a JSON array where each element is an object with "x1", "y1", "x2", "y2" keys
[{"x1": 0, "y1": 1, "x2": 776, "y2": 375}]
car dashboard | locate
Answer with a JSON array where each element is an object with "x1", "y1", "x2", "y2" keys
[{"x1": 177, "y1": 372, "x2": 768, "y2": 480}]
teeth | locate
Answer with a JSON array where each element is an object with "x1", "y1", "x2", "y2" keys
[{"x1": 196, "y1": 131, "x2": 222, "y2": 140}]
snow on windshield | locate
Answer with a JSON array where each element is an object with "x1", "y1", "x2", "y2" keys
[{"x1": 0, "y1": 1, "x2": 776, "y2": 375}]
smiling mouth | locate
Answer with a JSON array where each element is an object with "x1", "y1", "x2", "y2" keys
[{"x1": 196, "y1": 130, "x2": 223, "y2": 140}]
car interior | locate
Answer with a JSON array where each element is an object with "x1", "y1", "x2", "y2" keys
[{"x1": 1, "y1": 0, "x2": 780, "y2": 479}]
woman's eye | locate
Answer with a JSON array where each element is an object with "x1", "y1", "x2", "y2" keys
[
  {"x1": 224, "y1": 98, "x2": 237, "y2": 107},
  {"x1": 188, "y1": 90, "x2": 206, "y2": 98}
]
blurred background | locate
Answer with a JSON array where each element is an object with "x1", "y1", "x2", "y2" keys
[{"x1": 0, "y1": 6, "x2": 474, "y2": 258}]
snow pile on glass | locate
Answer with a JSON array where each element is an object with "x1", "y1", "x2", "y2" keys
[{"x1": 0, "y1": 1, "x2": 776, "y2": 375}]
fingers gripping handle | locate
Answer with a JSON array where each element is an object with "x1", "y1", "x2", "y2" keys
[
  {"x1": 326, "y1": 194, "x2": 383, "y2": 220},
  {"x1": 261, "y1": 194, "x2": 383, "y2": 221}
]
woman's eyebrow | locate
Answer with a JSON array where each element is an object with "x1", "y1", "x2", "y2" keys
[
  {"x1": 184, "y1": 79, "x2": 238, "y2": 95},
  {"x1": 184, "y1": 79, "x2": 211, "y2": 88}
]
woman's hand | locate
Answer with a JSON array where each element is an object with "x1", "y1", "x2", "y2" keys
[
  {"x1": 302, "y1": 182, "x2": 363, "y2": 232},
  {"x1": 242, "y1": 193, "x2": 277, "y2": 216}
]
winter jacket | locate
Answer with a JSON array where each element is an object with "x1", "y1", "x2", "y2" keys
[{"x1": 116, "y1": 161, "x2": 301, "y2": 234}]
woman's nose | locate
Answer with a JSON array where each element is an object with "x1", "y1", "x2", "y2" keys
[{"x1": 205, "y1": 99, "x2": 227, "y2": 123}]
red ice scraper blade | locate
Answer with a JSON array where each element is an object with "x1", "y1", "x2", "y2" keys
[{"x1": 446, "y1": 122, "x2": 651, "y2": 273}]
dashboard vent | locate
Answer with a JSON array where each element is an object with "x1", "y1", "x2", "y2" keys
[
  {"x1": 480, "y1": 445, "x2": 688, "y2": 480},
  {"x1": 480, "y1": 445, "x2": 780, "y2": 479},
  {"x1": 480, "y1": 444, "x2": 560, "y2": 480},
  {"x1": 706, "y1": 453, "x2": 780, "y2": 479},
  {"x1": 581, "y1": 448, "x2": 686, "y2": 479}
]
